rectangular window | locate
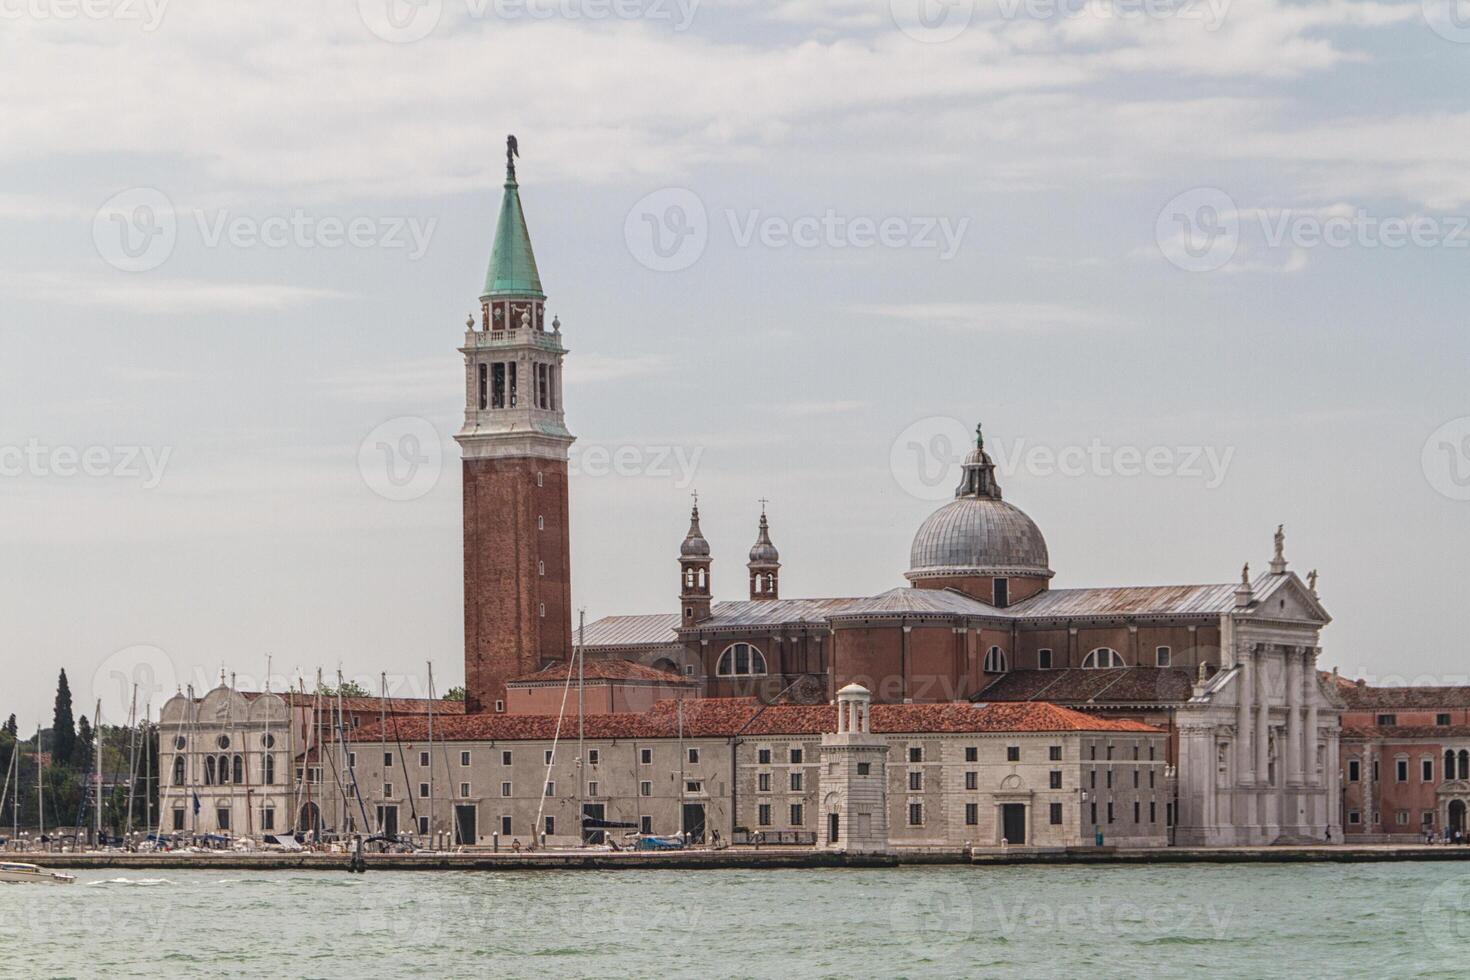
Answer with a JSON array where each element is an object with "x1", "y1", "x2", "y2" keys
[
  {"x1": 1090, "y1": 770, "x2": 1096, "y2": 789},
  {"x1": 1107, "y1": 802, "x2": 1115, "y2": 824},
  {"x1": 383, "y1": 783, "x2": 394, "y2": 799},
  {"x1": 1424, "y1": 759, "x2": 1436, "y2": 782},
  {"x1": 508, "y1": 362, "x2": 518, "y2": 408},
  {"x1": 419, "y1": 751, "x2": 430, "y2": 767},
  {"x1": 993, "y1": 578, "x2": 1009, "y2": 607},
  {"x1": 478, "y1": 362, "x2": 488, "y2": 410},
  {"x1": 1133, "y1": 770, "x2": 1140, "y2": 788},
  {"x1": 262, "y1": 808, "x2": 275, "y2": 831},
  {"x1": 501, "y1": 782, "x2": 511, "y2": 797},
  {"x1": 1049, "y1": 746, "x2": 1062, "y2": 761},
  {"x1": 640, "y1": 748, "x2": 652, "y2": 765},
  {"x1": 383, "y1": 752, "x2": 394, "y2": 767},
  {"x1": 545, "y1": 750, "x2": 554, "y2": 765},
  {"x1": 1038, "y1": 648, "x2": 1053, "y2": 669},
  {"x1": 500, "y1": 815, "x2": 512, "y2": 836},
  {"x1": 908, "y1": 771, "x2": 923, "y2": 791},
  {"x1": 1424, "y1": 811, "x2": 1437, "y2": 826},
  {"x1": 688, "y1": 748, "x2": 700, "y2": 764},
  {"x1": 790, "y1": 748, "x2": 803, "y2": 764},
  {"x1": 1396, "y1": 810, "x2": 1410, "y2": 826},
  {"x1": 216, "y1": 808, "x2": 231, "y2": 831},
  {"x1": 790, "y1": 772, "x2": 803, "y2": 791},
  {"x1": 587, "y1": 781, "x2": 599, "y2": 797},
  {"x1": 1149, "y1": 770, "x2": 1156, "y2": 789},
  {"x1": 1049, "y1": 770, "x2": 1062, "y2": 789},
  {"x1": 758, "y1": 804, "x2": 772, "y2": 826},
  {"x1": 1090, "y1": 802, "x2": 1098, "y2": 825},
  {"x1": 686, "y1": 781, "x2": 701, "y2": 794},
  {"x1": 790, "y1": 804, "x2": 804, "y2": 826},
  {"x1": 857, "y1": 762, "x2": 871, "y2": 775},
  {"x1": 418, "y1": 816, "x2": 429, "y2": 835},
  {"x1": 1106, "y1": 769, "x2": 1113, "y2": 789},
  {"x1": 1133, "y1": 801, "x2": 1141, "y2": 823},
  {"x1": 459, "y1": 782, "x2": 471, "y2": 798},
  {"x1": 1156, "y1": 646, "x2": 1171, "y2": 667},
  {"x1": 348, "y1": 752, "x2": 357, "y2": 768},
  {"x1": 1090, "y1": 745, "x2": 1097, "y2": 761},
  {"x1": 909, "y1": 746, "x2": 923, "y2": 763},
  {"x1": 1006, "y1": 746, "x2": 1021, "y2": 762},
  {"x1": 965, "y1": 803, "x2": 978, "y2": 825},
  {"x1": 1397, "y1": 760, "x2": 1409, "y2": 782},
  {"x1": 588, "y1": 749, "x2": 599, "y2": 766},
  {"x1": 1438, "y1": 713, "x2": 1453, "y2": 726},
  {"x1": 419, "y1": 783, "x2": 429, "y2": 798},
  {"x1": 1348, "y1": 810, "x2": 1360, "y2": 825},
  {"x1": 640, "y1": 781, "x2": 652, "y2": 797},
  {"x1": 758, "y1": 773, "x2": 771, "y2": 792},
  {"x1": 1348, "y1": 759, "x2": 1361, "y2": 782},
  {"x1": 502, "y1": 751, "x2": 512, "y2": 766},
  {"x1": 460, "y1": 751, "x2": 471, "y2": 767},
  {"x1": 491, "y1": 362, "x2": 506, "y2": 408},
  {"x1": 1376, "y1": 714, "x2": 1397, "y2": 726},
  {"x1": 1106, "y1": 744, "x2": 1114, "y2": 761},
  {"x1": 908, "y1": 803, "x2": 923, "y2": 827},
  {"x1": 641, "y1": 816, "x2": 653, "y2": 834},
  {"x1": 172, "y1": 810, "x2": 186, "y2": 831},
  {"x1": 1150, "y1": 801, "x2": 1157, "y2": 823},
  {"x1": 545, "y1": 781, "x2": 555, "y2": 797},
  {"x1": 544, "y1": 815, "x2": 554, "y2": 836},
  {"x1": 964, "y1": 746, "x2": 978, "y2": 763},
  {"x1": 758, "y1": 748, "x2": 771, "y2": 764},
  {"x1": 1050, "y1": 803, "x2": 1063, "y2": 825},
  {"x1": 965, "y1": 771, "x2": 978, "y2": 791}
]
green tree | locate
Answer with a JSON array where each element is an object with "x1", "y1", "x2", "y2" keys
[
  {"x1": 76, "y1": 715, "x2": 94, "y2": 769},
  {"x1": 337, "y1": 680, "x2": 369, "y2": 698},
  {"x1": 2, "y1": 714, "x2": 16, "y2": 738},
  {"x1": 52, "y1": 670, "x2": 76, "y2": 768},
  {"x1": 444, "y1": 686, "x2": 467, "y2": 702}
]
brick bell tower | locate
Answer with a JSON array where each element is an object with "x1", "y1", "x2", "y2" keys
[{"x1": 458, "y1": 136, "x2": 574, "y2": 714}]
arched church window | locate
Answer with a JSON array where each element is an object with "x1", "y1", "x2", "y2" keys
[
  {"x1": 983, "y1": 647, "x2": 1008, "y2": 673},
  {"x1": 173, "y1": 756, "x2": 186, "y2": 786},
  {"x1": 1082, "y1": 648, "x2": 1125, "y2": 669},
  {"x1": 233, "y1": 755, "x2": 244, "y2": 784},
  {"x1": 204, "y1": 756, "x2": 216, "y2": 785},
  {"x1": 717, "y1": 643, "x2": 768, "y2": 677}
]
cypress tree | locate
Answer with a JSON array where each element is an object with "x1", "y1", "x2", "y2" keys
[
  {"x1": 52, "y1": 669, "x2": 76, "y2": 768},
  {"x1": 2, "y1": 714, "x2": 15, "y2": 738},
  {"x1": 76, "y1": 715, "x2": 95, "y2": 769}
]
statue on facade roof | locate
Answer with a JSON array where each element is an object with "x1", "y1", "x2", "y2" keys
[
  {"x1": 1274, "y1": 524, "x2": 1285, "y2": 561},
  {"x1": 1308, "y1": 568, "x2": 1319, "y2": 594},
  {"x1": 1241, "y1": 563, "x2": 1250, "y2": 585}
]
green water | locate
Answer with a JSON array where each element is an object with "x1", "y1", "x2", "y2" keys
[{"x1": 3, "y1": 863, "x2": 1468, "y2": 977}]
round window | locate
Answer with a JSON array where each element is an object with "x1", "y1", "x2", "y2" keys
[
  {"x1": 173, "y1": 735, "x2": 186, "y2": 750},
  {"x1": 216, "y1": 735, "x2": 231, "y2": 750},
  {"x1": 262, "y1": 733, "x2": 276, "y2": 749}
]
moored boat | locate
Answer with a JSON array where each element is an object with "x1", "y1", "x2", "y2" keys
[{"x1": 0, "y1": 862, "x2": 76, "y2": 885}]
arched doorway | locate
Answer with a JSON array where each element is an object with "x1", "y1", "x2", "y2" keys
[
  {"x1": 299, "y1": 802, "x2": 322, "y2": 837},
  {"x1": 1450, "y1": 800, "x2": 1466, "y2": 836}
]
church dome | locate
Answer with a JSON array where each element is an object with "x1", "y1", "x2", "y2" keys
[
  {"x1": 748, "y1": 512, "x2": 779, "y2": 565},
  {"x1": 680, "y1": 503, "x2": 711, "y2": 558},
  {"x1": 905, "y1": 423, "x2": 1053, "y2": 582}
]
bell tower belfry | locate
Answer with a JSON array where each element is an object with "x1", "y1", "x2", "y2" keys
[
  {"x1": 680, "y1": 496, "x2": 713, "y2": 627},
  {"x1": 458, "y1": 136, "x2": 575, "y2": 714}
]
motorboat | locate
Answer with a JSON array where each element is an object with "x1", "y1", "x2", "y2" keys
[{"x1": 0, "y1": 862, "x2": 76, "y2": 885}]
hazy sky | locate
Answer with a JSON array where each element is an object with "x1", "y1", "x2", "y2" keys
[{"x1": 3, "y1": 0, "x2": 1468, "y2": 731}]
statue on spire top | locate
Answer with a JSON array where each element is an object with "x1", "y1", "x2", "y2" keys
[{"x1": 506, "y1": 134, "x2": 520, "y2": 180}]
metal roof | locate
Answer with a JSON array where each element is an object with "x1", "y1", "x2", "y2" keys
[
  {"x1": 829, "y1": 587, "x2": 1000, "y2": 619},
  {"x1": 578, "y1": 614, "x2": 681, "y2": 649},
  {"x1": 907, "y1": 496, "x2": 1052, "y2": 579}
]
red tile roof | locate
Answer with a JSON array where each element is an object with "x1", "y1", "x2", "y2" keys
[
  {"x1": 1335, "y1": 684, "x2": 1470, "y2": 710},
  {"x1": 978, "y1": 668, "x2": 1195, "y2": 705},
  {"x1": 1343, "y1": 725, "x2": 1470, "y2": 741},
  {"x1": 507, "y1": 661, "x2": 693, "y2": 685},
  {"x1": 350, "y1": 697, "x2": 1160, "y2": 743}
]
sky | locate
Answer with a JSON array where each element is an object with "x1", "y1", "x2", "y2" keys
[{"x1": 2, "y1": 0, "x2": 1468, "y2": 731}]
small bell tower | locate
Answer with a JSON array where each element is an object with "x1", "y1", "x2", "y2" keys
[
  {"x1": 680, "y1": 495, "x2": 713, "y2": 627},
  {"x1": 747, "y1": 502, "x2": 780, "y2": 601}
]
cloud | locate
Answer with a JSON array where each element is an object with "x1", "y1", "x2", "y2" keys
[{"x1": 3, "y1": 272, "x2": 342, "y2": 313}]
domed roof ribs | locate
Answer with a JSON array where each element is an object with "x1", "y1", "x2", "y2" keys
[{"x1": 956, "y1": 422, "x2": 1002, "y2": 500}]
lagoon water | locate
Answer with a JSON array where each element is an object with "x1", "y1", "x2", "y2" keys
[{"x1": 4, "y1": 862, "x2": 1469, "y2": 977}]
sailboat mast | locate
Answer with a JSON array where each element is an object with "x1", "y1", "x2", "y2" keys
[
  {"x1": 577, "y1": 608, "x2": 585, "y2": 847},
  {"x1": 124, "y1": 686, "x2": 139, "y2": 839},
  {"x1": 36, "y1": 724, "x2": 44, "y2": 846},
  {"x1": 94, "y1": 699, "x2": 103, "y2": 845},
  {"x1": 426, "y1": 661, "x2": 435, "y2": 847}
]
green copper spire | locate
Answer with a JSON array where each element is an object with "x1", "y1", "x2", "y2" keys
[{"x1": 482, "y1": 134, "x2": 545, "y2": 300}]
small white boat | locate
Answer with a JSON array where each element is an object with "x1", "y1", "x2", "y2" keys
[{"x1": 0, "y1": 862, "x2": 76, "y2": 885}]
